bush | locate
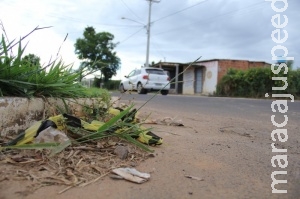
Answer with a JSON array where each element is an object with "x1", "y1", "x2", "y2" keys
[
  {"x1": 287, "y1": 69, "x2": 300, "y2": 96},
  {"x1": 216, "y1": 67, "x2": 300, "y2": 98},
  {"x1": 103, "y1": 80, "x2": 121, "y2": 90},
  {"x1": 92, "y1": 78, "x2": 120, "y2": 90}
]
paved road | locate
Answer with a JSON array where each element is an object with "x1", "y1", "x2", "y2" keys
[
  {"x1": 109, "y1": 92, "x2": 300, "y2": 198},
  {"x1": 111, "y1": 92, "x2": 300, "y2": 123},
  {"x1": 111, "y1": 92, "x2": 300, "y2": 198}
]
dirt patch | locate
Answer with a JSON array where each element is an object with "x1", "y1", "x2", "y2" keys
[
  {"x1": 1, "y1": 102, "x2": 299, "y2": 199},
  {"x1": 0, "y1": 137, "x2": 150, "y2": 196}
]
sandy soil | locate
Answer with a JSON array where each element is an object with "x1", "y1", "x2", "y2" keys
[{"x1": 0, "y1": 102, "x2": 299, "y2": 199}]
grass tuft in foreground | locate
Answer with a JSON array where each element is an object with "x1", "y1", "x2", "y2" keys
[{"x1": 0, "y1": 28, "x2": 91, "y2": 98}]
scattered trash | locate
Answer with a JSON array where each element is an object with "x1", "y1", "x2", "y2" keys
[
  {"x1": 34, "y1": 127, "x2": 70, "y2": 144},
  {"x1": 184, "y1": 175, "x2": 204, "y2": 181},
  {"x1": 3, "y1": 106, "x2": 163, "y2": 148},
  {"x1": 0, "y1": 104, "x2": 162, "y2": 193},
  {"x1": 110, "y1": 174, "x2": 125, "y2": 180},
  {"x1": 111, "y1": 167, "x2": 150, "y2": 184}
]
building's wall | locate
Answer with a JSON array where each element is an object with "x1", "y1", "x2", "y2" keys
[
  {"x1": 217, "y1": 60, "x2": 249, "y2": 82},
  {"x1": 182, "y1": 66, "x2": 195, "y2": 95},
  {"x1": 217, "y1": 60, "x2": 268, "y2": 82},
  {"x1": 248, "y1": 61, "x2": 269, "y2": 68},
  {"x1": 182, "y1": 61, "x2": 218, "y2": 95},
  {"x1": 201, "y1": 61, "x2": 218, "y2": 95}
]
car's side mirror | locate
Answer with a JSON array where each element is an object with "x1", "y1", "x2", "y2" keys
[{"x1": 124, "y1": 75, "x2": 128, "y2": 78}]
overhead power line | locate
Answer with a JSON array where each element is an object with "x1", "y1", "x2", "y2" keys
[
  {"x1": 152, "y1": 0, "x2": 209, "y2": 23},
  {"x1": 118, "y1": 27, "x2": 145, "y2": 45},
  {"x1": 121, "y1": 0, "x2": 143, "y2": 21},
  {"x1": 153, "y1": 1, "x2": 268, "y2": 35},
  {"x1": 151, "y1": 38, "x2": 166, "y2": 60}
]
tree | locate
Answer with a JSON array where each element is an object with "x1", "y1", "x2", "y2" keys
[
  {"x1": 74, "y1": 26, "x2": 120, "y2": 82},
  {"x1": 22, "y1": 53, "x2": 41, "y2": 68}
]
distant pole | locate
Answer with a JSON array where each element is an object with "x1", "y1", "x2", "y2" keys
[{"x1": 145, "y1": 0, "x2": 160, "y2": 67}]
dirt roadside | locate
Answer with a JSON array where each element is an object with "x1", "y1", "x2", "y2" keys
[{"x1": 0, "y1": 101, "x2": 299, "y2": 199}]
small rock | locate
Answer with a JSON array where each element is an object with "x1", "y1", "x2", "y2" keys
[
  {"x1": 130, "y1": 162, "x2": 137, "y2": 167},
  {"x1": 147, "y1": 153, "x2": 155, "y2": 158},
  {"x1": 114, "y1": 146, "x2": 128, "y2": 160}
]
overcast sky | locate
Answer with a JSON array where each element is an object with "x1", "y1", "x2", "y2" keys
[{"x1": 1, "y1": 0, "x2": 299, "y2": 79}]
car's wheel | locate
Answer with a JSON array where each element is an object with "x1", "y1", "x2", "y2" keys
[
  {"x1": 119, "y1": 84, "x2": 126, "y2": 93},
  {"x1": 161, "y1": 90, "x2": 169, "y2": 95},
  {"x1": 137, "y1": 83, "x2": 147, "y2": 94}
]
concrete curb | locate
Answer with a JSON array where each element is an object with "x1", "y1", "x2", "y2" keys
[{"x1": 0, "y1": 97, "x2": 118, "y2": 136}]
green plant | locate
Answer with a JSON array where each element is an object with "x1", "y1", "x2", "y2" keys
[
  {"x1": 0, "y1": 30, "x2": 87, "y2": 98},
  {"x1": 74, "y1": 26, "x2": 121, "y2": 82},
  {"x1": 103, "y1": 79, "x2": 121, "y2": 90},
  {"x1": 216, "y1": 66, "x2": 300, "y2": 98},
  {"x1": 1, "y1": 104, "x2": 153, "y2": 153},
  {"x1": 0, "y1": 26, "x2": 157, "y2": 153}
]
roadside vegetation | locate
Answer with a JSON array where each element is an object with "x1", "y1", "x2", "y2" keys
[
  {"x1": 0, "y1": 24, "x2": 166, "y2": 193},
  {"x1": 0, "y1": 27, "x2": 156, "y2": 151},
  {"x1": 74, "y1": 26, "x2": 121, "y2": 83},
  {"x1": 0, "y1": 32, "x2": 110, "y2": 99},
  {"x1": 216, "y1": 64, "x2": 300, "y2": 99}
]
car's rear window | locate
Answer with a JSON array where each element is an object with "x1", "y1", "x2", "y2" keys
[{"x1": 145, "y1": 69, "x2": 165, "y2": 75}]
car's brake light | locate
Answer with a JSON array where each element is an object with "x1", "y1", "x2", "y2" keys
[
  {"x1": 167, "y1": 77, "x2": 170, "y2": 81},
  {"x1": 143, "y1": 75, "x2": 149, "y2": 80}
]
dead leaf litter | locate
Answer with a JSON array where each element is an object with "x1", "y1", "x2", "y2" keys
[{"x1": 0, "y1": 137, "x2": 151, "y2": 194}]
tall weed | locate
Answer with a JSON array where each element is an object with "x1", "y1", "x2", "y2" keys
[{"x1": 0, "y1": 30, "x2": 86, "y2": 98}]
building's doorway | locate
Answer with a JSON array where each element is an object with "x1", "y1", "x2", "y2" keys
[{"x1": 195, "y1": 67, "x2": 203, "y2": 93}]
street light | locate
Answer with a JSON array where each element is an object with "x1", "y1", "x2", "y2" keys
[
  {"x1": 145, "y1": 0, "x2": 160, "y2": 67},
  {"x1": 121, "y1": 17, "x2": 145, "y2": 26},
  {"x1": 122, "y1": 0, "x2": 160, "y2": 68}
]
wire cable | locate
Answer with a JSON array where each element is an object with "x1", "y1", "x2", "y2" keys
[
  {"x1": 121, "y1": 0, "x2": 143, "y2": 21},
  {"x1": 152, "y1": 0, "x2": 209, "y2": 23},
  {"x1": 118, "y1": 27, "x2": 145, "y2": 45},
  {"x1": 153, "y1": 1, "x2": 268, "y2": 35}
]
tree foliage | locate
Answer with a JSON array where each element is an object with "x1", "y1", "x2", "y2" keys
[
  {"x1": 74, "y1": 26, "x2": 120, "y2": 82},
  {"x1": 22, "y1": 53, "x2": 41, "y2": 68}
]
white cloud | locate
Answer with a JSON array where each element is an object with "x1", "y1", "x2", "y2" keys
[{"x1": 1, "y1": 0, "x2": 299, "y2": 78}]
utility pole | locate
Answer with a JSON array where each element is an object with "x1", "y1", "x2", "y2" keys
[{"x1": 145, "y1": 0, "x2": 160, "y2": 67}]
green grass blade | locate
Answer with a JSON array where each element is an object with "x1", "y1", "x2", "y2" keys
[
  {"x1": 76, "y1": 104, "x2": 134, "y2": 142},
  {"x1": 119, "y1": 134, "x2": 153, "y2": 152},
  {"x1": 50, "y1": 140, "x2": 72, "y2": 156}
]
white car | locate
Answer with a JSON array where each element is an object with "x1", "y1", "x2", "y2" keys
[{"x1": 119, "y1": 67, "x2": 170, "y2": 95}]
